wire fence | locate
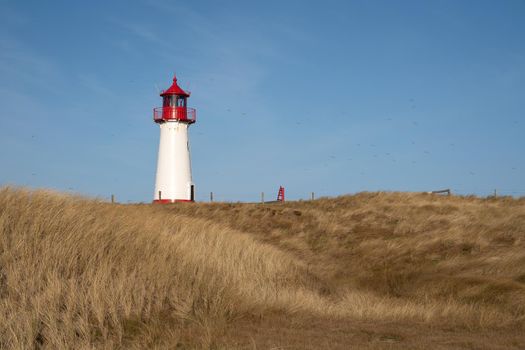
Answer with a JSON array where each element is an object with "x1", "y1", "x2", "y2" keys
[
  {"x1": 108, "y1": 189, "x2": 525, "y2": 204},
  {"x1": 197, "y1": 189, "x2": 525, "y2": 203},
  {"x1": 451, "y1": 189, "x2": 525, "y2": 197}
]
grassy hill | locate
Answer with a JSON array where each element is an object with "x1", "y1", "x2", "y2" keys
[{"x1": 1, "y1": 187, "x2": 524, "y2": 349}]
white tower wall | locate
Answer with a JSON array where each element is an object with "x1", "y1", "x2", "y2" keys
[{"x1": 154, "y1": 121, "x2": 193, "y2": 201}]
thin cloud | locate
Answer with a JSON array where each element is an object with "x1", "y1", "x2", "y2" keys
[
  {"x1": 0, "y1": 35, "x2": 66, "y2": 95},
  {"x1": 77, "y1": 74, "x2": 115, "y2": 98},
  {"x1": 107, "y1": 17, "x2": 167, "y2": 47}
]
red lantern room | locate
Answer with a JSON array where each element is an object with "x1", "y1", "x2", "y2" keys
[{"x1": 153, "y1": 75, "x2": 196, "y2": 124}]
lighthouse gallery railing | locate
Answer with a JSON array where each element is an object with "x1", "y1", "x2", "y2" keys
[{"x1": 153, "y1": 107, "x2": 196, "y2": 123}]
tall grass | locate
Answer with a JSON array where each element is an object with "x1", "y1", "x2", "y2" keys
[{"x1": 1, "y1": 187, "x2": 524, "y2": 349}]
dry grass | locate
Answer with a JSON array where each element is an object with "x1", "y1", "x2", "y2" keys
[{"x1": 1, "y1": 187, "x2": 524, "y2": 349}]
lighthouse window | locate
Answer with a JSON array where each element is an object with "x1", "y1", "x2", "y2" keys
[
  {"x1": 176, "y1": 97, "x2": 186, "y2": 107},
  {"x1": 163, "y1": 95, "x2": 176, "y2": 107}
]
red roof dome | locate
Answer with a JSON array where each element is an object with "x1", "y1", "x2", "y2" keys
[{"x1": 160, "y1": 74, "x2": 190, "y2": 97}]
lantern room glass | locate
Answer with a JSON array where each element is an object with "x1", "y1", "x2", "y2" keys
[
  {"x1": 163, "y1": 95, "x2": 186, "y2": 107},
  {"x1": 176, "y1": 96, "x2": 186, "y2": 107}
]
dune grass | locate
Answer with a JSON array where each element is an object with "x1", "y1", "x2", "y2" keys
[{"x1": 0, "y1": 187, "x2": 524, "y2": 349}]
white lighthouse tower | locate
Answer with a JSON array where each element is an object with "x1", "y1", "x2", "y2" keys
[{"x1": 153, "y1": 74, "x2": 196, "y2": 203}]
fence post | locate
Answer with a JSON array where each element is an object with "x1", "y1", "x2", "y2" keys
[
  {"x1": 494, "y1": 189, "x2": 497, "y2": 198},
  {"x1": 111, "y1": 194, "x2": 115, "y2": 204},
  {"x1": 261, "y1": 192, "x2": 264, "y2": 203},
  {"x1": 311, "y1": 192, "x2": 315, "y2": 200},
  {"x1": 210, "y1": 192, "x2": 214, "y2": 202}
]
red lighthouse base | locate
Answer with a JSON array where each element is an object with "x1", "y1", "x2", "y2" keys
[{"x1": 153, "y1": 199, "x2": 194, "y2": 204}]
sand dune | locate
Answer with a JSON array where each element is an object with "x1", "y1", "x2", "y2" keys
[{"x1": 1, "y1": 187, "x2": 524, "y2": 349}]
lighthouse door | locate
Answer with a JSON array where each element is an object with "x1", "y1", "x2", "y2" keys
[{"x1": 190, "y1": 185, "x2": 195, "y2": 201}]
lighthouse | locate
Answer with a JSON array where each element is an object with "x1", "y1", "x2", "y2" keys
[{"x1": 153, "y1": 74, "x2": 196, "y2": 203}]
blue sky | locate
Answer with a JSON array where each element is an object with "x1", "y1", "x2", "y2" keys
[{"x1": 1, "y1": 0, "x2": 524, "y2": 202}]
